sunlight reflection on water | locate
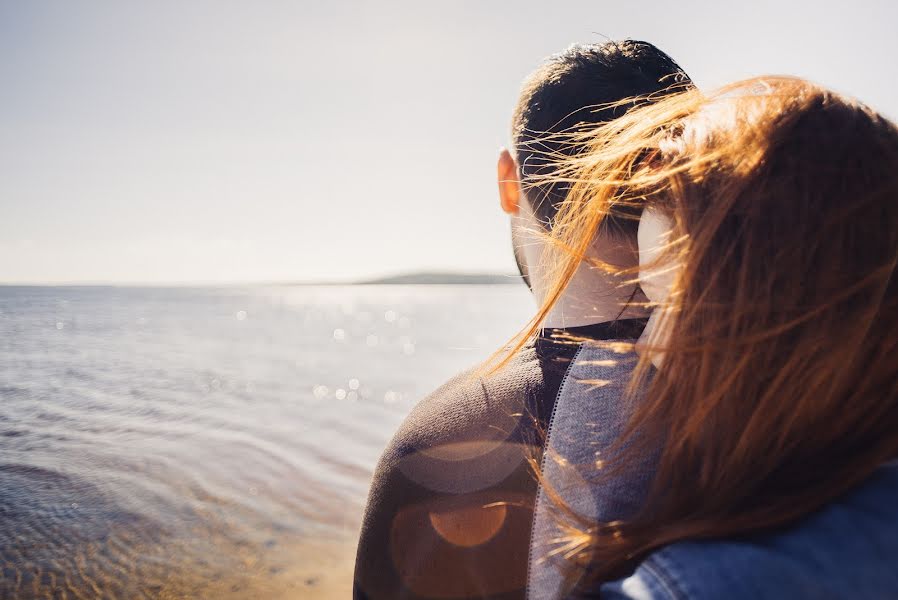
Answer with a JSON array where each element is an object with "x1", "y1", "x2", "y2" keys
[{"x1": 0, "y1": 284, "x2": 532, "y2": 598}]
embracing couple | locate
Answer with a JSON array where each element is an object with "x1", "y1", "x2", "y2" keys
[{"x1": 354, "y1": 40, "x2": 898, "y2": 599}]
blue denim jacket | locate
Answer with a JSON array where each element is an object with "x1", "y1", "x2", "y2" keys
[
  {"x1": 531, "y1": 342, "x2": 898, "y2": 599},
  {"x1": 599, "y1": 461, "x2": 898, "y2": 599}
]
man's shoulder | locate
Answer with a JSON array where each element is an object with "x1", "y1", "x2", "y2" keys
[
  {"x1": 386, "y1": 347, "x2": 547, "y2": 461},
  {"x1": 354, "y1": 349, "x2": 554, "y2": 599}
]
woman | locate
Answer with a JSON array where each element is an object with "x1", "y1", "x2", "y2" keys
[{"x1": 513, "y1": 76, "x2": 898, "y2": 597}]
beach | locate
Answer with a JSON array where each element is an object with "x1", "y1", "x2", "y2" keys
[{"x1": 0, "y1": 284, "x2": 532, "y2": 598}]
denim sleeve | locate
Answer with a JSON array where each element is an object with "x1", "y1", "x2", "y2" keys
[{"x1": 597, "y1": 558, "x2": 682, "y2": 600}]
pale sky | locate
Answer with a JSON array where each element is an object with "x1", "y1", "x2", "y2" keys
[{"x1": 2, "y1": 0, "x2": 896, "y2": 283}]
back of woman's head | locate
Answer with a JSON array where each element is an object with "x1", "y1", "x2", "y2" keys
[{"x1": 523, "y1": 76, "x2": 898, "y2": 579}]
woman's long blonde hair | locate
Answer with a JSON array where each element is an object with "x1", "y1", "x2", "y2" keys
[{"x1": 501, "y1": 76, "x2": 898, "y2": 581}]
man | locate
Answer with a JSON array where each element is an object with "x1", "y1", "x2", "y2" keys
[{"x1": 354, "y1": 40, "x2": 692, "y2": 600}]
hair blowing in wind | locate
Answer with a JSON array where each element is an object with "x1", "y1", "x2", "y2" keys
[{"x1": 498, "y1": 76, "x2": 898, "y2": 582}]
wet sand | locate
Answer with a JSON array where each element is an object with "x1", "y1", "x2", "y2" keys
[{"x1": 2, "y1": 526, "x2": 358, "y2": 599}]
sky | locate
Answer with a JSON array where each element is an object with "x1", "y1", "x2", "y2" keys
[{"x1": 2, "y1": 0, "x2": 897, "y2": 284}]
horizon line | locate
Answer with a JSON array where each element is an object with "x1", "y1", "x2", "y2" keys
[{"x1": 0, "y1": 270, "x2": 523, "y2": 287}]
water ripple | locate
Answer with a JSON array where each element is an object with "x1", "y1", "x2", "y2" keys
[{"x1": 0, "y1": 284, "x2": 532, "y2": 598}]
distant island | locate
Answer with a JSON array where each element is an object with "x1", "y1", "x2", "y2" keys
[
  {"x1": 0, "y1": 272, "x2": 526, "y2": 287},
  {"x1": 0, "y1": 273, "x2": 525, "y2": 287},
  {"x1": 357, "y1": 272, "x2": 523, "y2": 285}
]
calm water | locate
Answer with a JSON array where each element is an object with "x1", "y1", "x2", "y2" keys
[{"x1": 0, "y1": 284, "x2": 533, "y2": 599}]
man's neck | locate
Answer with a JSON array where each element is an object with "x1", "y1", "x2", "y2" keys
[
  {"x1": 514, "y1": 217, "x2": 647, "y2": 329},
  {"x1": 535, "y1": 258, "x2": 647, "y2": 329}
]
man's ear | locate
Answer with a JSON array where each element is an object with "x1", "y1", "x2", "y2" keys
[{"x1": 497, "y1": 148, "x2": 521, "y2": 215}]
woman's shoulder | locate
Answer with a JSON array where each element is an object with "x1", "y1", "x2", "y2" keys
[{"x1": 600, "y1": 462, "x2": 898, "y2": 600}]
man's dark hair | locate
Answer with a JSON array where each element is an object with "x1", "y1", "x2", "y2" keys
[{"x1": 512, "y1": 40, "x2": 692, "y2": 234}]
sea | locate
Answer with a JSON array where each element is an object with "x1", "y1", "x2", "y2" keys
[{"x1": 0, "y1": 284, "x2": 535, "y2": 599}]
